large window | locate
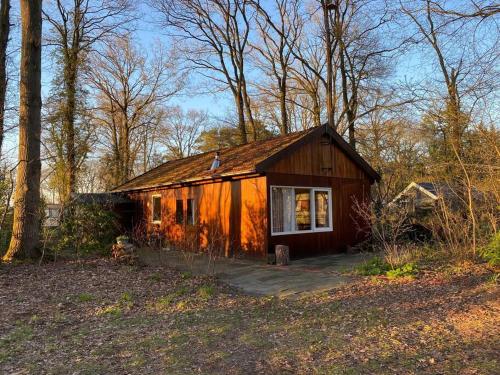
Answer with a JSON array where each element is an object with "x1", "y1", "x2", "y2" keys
[
  {"x1": 271, "y1": 186, "x2": 332, "y2": 235},
  {"x1": 152, "y1": 195, "x2": 161, "y2": 223}
]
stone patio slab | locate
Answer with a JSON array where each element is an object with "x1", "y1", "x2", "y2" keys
[{"x1": 138, "y1": 249, "x2": 374, "y2": 297}]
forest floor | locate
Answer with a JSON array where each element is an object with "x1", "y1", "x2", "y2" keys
[{"x1": 0, "y1": 258, "x2": 498, "y2": 374}]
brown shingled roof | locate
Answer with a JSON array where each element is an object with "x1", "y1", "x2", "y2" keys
[
  {"x1": 112, "y1": 127, "x2": 316, "y2": 192},
  {"x1": 112, "y1": 125, "x2": 380, "y2": 192}
]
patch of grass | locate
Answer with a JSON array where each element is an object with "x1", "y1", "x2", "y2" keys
[
  {"x1": 386, "y1": 263, "x2": 418, "y2": 279},
  {"x1": 0, "y1": 322, "x2": 33, "y2": 363},
  {"x1": 98, "y1": 304, "x2": 122, "y2": 317},
  {"x1": 149, "y1": 272, "x2": 162, "y2": 282},
  {"x1": 238, "y1": 331, "x2": 273, "y2": 349},
  {"x1": 180, "y1": 271, "x2": 192, "y2": 279},
  {"x1": 153, "y1": 286, "x2": 191, "y2": 311},
  {"x1": 175, "y1": 300, "x2": 188, "y2": 310},
  {"x1": 119, "y1": 292, "x2": 134, "y2": 309},
  {"x1": 155, "y1": 294, "x2": 174, "y2": 309},
  {"x1": 138, "y1": 335, "x2": 168, "y2": 350},
  {"x1": 356, "y1": 257, "x2": 390, "y2": 276},
  {"x1": 197, "y1": 284, "x2": 215, "y2": 300},
  {"x1": 76, "y1": 292, "x2": 94, "y2": 302},
  {"x1": 175, "y1": 286, "x2": 189, "y2": 296},
  {"x1": 486, "y1": 272, "x2": 499, "y2": 285},
  {"x1": 120, "y1": 291, "x2": 133, "y2": 302}
]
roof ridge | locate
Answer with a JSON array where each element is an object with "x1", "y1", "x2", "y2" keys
[{"x1": 111, "y1": 127, "x2": 316, "y2": 191}]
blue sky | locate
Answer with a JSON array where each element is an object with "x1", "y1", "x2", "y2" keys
[{"x1": 3, "y1": 0, "x2": 497, "y2": 165}]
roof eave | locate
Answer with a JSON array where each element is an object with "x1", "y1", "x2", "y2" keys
[{"x1": 111, "y1": 170, "x2": 261, "y2": 193}]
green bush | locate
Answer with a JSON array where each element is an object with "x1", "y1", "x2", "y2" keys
[
  {"x1": 46, "y1": 203, "x2": 119, "y2": 258},
  {"x1": 386, "y1": 263, "x2": 418, "y2": 279},
  {"x1": 480, "y1": 232, "x2": 500, "y2": 267},
  {"x1": 356, "y1": 257, "x2": 390, "y2": 276}
]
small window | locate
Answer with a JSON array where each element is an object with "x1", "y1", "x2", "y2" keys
[
  {"x1": 152, "y1": 195, "x2": 161, "y2": 223},
  {"x1": 175, "y1": 199, "x2": 184, "y2": 224},
  {"x1": 186, "y1": 199, "x2": 195, "y2": 225},
  {"x1": 47, "y1": 208, "x2": 59, "y2": 218}
]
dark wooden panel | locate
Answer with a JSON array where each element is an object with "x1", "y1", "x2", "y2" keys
[
  {"x1": 229, "y1": 180, "x2": 241, "y2": 256},
  {"x1": 267, "y1": 133, "x2": 368, "y2": 180}
]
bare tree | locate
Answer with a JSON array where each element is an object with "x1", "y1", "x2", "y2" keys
[
  {"x1": 159, "y1": 106, "x2": 207, "y2": 159},
  {"x1": 3, "y1": 0, "x2": 42, "y2": 260},
  {"x1": 289, "y1": 39, "x2": 326, "y2": 128},
  {"x1": 272, "y1": 0, "x2": 403, "y2": 145},
  {"x1": 322, "y1": 0, "x2": 336, "y2": 128},
  {"x1": 401, "y1": 0, "x2": 499, "y2": 158},
  {"x1": 139, "y1": 107, "x2": 165, "y2": 173},
  {"x1": 86, "y1": 36, "x2": 181, "y2": 187},
  {"x1": 42, "y1": 0, "x2": 134, "y2": 200},
  {"x1": 251, "y1": 0, "x2": 302, "y2": 135},
  {"x1": 0, "y1": 0, "x2": 9, "y2": 159},
  {"x1": 153, "y1": 0, "x2": 256, "y2": 144},
  {"x1": 327, "y1": 0, "x2": 408, "y2": 148},
  {"x1": 356, "y1": 111, "x2": 426, "y2": 206},
  {"x1": 430, "y1": 1, "x2": 499, "y2": 19},
  {"x1": 42, "y1": 93, "x2": 95, "y2": 202}
]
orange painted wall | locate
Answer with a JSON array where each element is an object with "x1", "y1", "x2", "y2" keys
[{"x1": 126, "y1": 176, "x2": 268, "y2": 258}]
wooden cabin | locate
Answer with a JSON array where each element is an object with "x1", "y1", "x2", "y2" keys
[{"x1": 112, "y1": 125, "x2": 380, "y2": 259}]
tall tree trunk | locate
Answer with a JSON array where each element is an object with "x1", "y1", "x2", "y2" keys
[
  {"x1": 241, "y1": 75, "x2": 256, "y2": 141},
  {"x1": 339, "y1": 47, "x2": 355, "y2": 148},
  {"x1": 279, "y1": 75, "x2": 288, "y2": 134},
  {"x1": 322, "y1": 0, "x2": 335, "y2": 128},
  {"x1": 446, "y1": 77, "x2": 463, "y2": 157},
  {"x1": 3, "y1": 0, "x2": 42, "y2": 261},
  {"x1": 0, "y1": 0, "x2": 10, "y2": 160},
  {"x1": 234, "y1": 88, "x2": 247, "y2": 144},
  {"x1": 312, "y1": 91, "x2": 321, "y2": 127},
  {"x1": 334, "y1": 4, "x2": 356, "y2": 148},
  {"x1": 63, "y1": 56, "x2": 77, "y2": 201}
]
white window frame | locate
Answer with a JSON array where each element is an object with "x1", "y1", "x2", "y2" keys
[
  {"x1": 270, "y1": 185, "x2": 333, "y2": 236},
  {"x1": 151, "y1": 194, "x2": 162, "y2": 224}
]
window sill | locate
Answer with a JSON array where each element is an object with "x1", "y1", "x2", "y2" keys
[{"x1": 271, "y1": 228, "x2": 333, "y2": 236}]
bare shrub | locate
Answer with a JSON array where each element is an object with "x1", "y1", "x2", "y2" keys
[
  {"x1": 176, "y1": 225, "x2": 198, "y2": 271},
  {"x1": 130, "y1": 219, "x2": 164, "y2": 251},
  {"x1": 202, "y1": 222, "x2": 226, "y2": 275},
  {"x1": 353, "y1": 199, "x2": 414, "y2": 268},
  {"x1": 176, "y1": 220, "x2": 227, "y2": 274},
  {"x1": 427, "y1": 182, "x2": 498, "y2": 262}
]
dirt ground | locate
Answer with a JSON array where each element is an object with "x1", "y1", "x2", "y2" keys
[{"x1": 0, "y1": 259, "x2": 498, "y2": 374}]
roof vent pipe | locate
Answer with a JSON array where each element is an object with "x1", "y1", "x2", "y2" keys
[{"x1": 210, "y1": 151, "x2": 221, "y2": 170}]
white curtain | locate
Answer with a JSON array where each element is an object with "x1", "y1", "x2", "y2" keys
[
  {"x1": 282, "y1": 188, "x2": 293, "y2": 232},
  {"x1": 272, "y1": 187, "x2": 293, "y2": 233}
]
